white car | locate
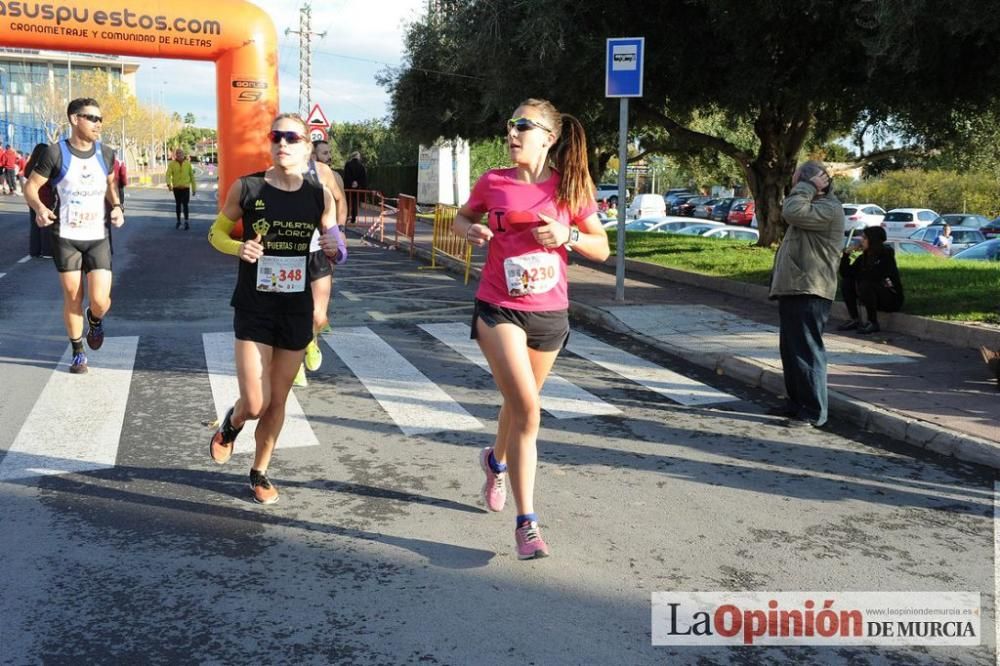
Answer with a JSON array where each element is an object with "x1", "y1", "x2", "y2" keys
[
  {"x1": 842, "y1": 203, "x2": 886, "y2": 232},
  {"x1": 626, "y1": 193, "x2": 667, "y2": 220},
  {"x1": 881, "y1": 208, "x2": 939, "y2": 239},
  {"x1": 596, "y1": 183, "x2": 629, "y2": 203},
  {"x1": 702, "y1": 226, "x2": 760, "y2": 241}
]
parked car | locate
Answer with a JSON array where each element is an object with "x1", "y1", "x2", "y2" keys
[
  {"x1": 676, "y1": 195, "x2": 712, "y2": 217},
  {"x1": 663, "y1": 188, "x2": 694, "y2": 204},
  {"x1": 621, "y1": 216, "x2": 671, "y2": 232},
  {"x1": 881, "y1": 208, "x2": 939, "y2": 239},
  {"x1": 908, "y1": 226, "x2": 986, "y2": 255},
  {"x1": 842, "y1": 203, "x2": 886, "y2": 232},
  {"x1": 951, "y1": 238, "x2": 1000, "y2": 261},
  {"x1": 885, "y1": 239, "x2": 948, "y2": 257},
  {"x1": 668, "y1": 193, "x2": 700, "y2": 215},
  {"x1": 692, "y1": 198, "x2": 721, "y2": 219},
  {"x1": 675, "y1": 223, "x2": 726, "y2": 236},
  {"x1": 596, "y1": 183, "x2": 629, "y2": 203},
  {"x1": 627, "y1": 193, "x2": 667, "y2": 219},
  {"x1": 978, "y1": 217, "x2": 1000, "y2": 239},
  {"x1": 656, "y1": 219, "x2": 724, "y2": 234},
  {"x1": 727, "y1": 199, "x2": 756, "y2": 226},
  {"x1": 702, "y1": 226, "x2": 760, "y2": 241},
  {"x1": 711, "y1": 197, "x2": 745, "y2": 222},
  {"x1": 932, "y1": 213, "x2": 992, "y2": 230}
]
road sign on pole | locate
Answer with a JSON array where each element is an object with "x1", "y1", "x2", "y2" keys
[
  {"x1": 607, "y1": 37, "x2": 644, "y2": 302},
  {"x1": 305, "y1": 103, "x2": 329, "y2": 128}
]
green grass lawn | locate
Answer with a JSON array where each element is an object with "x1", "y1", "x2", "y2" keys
[{"x1": 608, "y1": 232, "x2": 1000, "y2": 324}]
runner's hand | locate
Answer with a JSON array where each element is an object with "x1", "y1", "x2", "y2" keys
[
  {"x1": 466, "y1": 223, "x2": 493, "y2": 246},
  {"x1": 240, "y1": 234, "x2": 264, "y2": 263},
  {"x1": 34, "y1": 205, "x2": 56, "y2": 227},
  {"x1": 532, "y1": 213, "x2": 569, "y2": 249},
  {"x1": 110, "y1": 206, "x2": 125, "y2": 228}
]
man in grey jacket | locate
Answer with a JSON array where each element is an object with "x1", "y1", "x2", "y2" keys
[{"x1": 768, "y1": 160, "x2": 845, "y2": 427}]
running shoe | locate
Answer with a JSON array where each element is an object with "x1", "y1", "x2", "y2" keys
[
  {"x1": 85, "y1": 308, "x2": 104, "y2": 350},
  {"x1": 293, "y1": 363, "x2": 308, "y2": 387},
  {"x1": 69, "y1": 351, "x2": 88, "y2": 374},
  {"x1": 515, "y1": 521, "x2": 550, "y2": 560},
  {"x1": 250, "y1": 469, "x2": 279, "y2": 504},
  {"x1": 210, "y1": 406, "x2": 243, "y2": 464},
  {"x1": 183, "y1": 222, "x2": 190, "y2": 231},
  {"x1": 479, "y1": 447, "x2": 506, "y2": 512},
  {"x1": 304, "y1": 338, "x2": 323, "y2": 372}
]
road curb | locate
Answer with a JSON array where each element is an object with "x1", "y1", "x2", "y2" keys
[
  {"x1": 374, "y1": 233, "x2": 1000, "y2": 470},
  {"x1": 568, "y1": 297, "x2": 1000, "y2": 470},
  {"x1": 580, "y1": 256, "x2": 1000, "y2": 352}
]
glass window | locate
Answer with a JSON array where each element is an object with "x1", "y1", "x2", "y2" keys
[
  {"x1": 843, "y1": 207, "x2": 858, "y2": 216},
  {"x1": 918, "y1": 211, "x2": 937, "y2": 221},
  {"x1": 884, "y1": 212, "x2": 913, "y2": 222},
  {"x1": 899, "y1": 242, "x2": 930, "y2": 254}
]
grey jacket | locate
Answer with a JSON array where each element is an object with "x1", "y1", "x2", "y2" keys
[{"x1": 769, "y1": 181, "x2": 845, "y2": 300}]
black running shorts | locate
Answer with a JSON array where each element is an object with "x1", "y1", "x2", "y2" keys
[
  {"x1": 470, "y1": 299, "x2": 569, "y2": 352},
  {"x1": 53, "y1": 236, "x2": 112, "y2": 273},
  {"x1": 308, "y1": 249, "x2": 333, "y2": 281},
  {"x1": 234, "y1": 308, "x2": 314, "y2": 351}
]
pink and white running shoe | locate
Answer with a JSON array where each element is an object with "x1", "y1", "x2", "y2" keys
[
  {"x1": 479, "y1": 447, "x2": 506, "y2": 512},
  {"x1": 515, "y1": 521, "x2": 550, "y2": 560}
]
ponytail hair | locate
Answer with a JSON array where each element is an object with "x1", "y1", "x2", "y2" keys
[
  {"x1": 516, "y1": 98, "x2": 595, "y2": 213},
  {"x1": 553, "y1": 113, "x2": 594, "y2": 214}
]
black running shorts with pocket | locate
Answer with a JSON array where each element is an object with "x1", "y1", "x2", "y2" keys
[
  {"x1": 234, "y1": 308, "x2": 314, "y2": 351},
  {"x1": 308, "y1": 249, "x2": 333, "y2": 281},
  {"x1": 53, "y1": 236, "x2": 112, "y2": 273},
  {"x1": 470, "y1": 298, "x2": 569, "y2": 352}
]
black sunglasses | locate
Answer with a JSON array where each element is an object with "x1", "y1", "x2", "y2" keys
[
  {"x1": 76, "y1": 113, "x2": 103, "y2": 124},
  {"x1": 507, "y1": 116, "x2": 552, "y2": 134},
  {"x1": 268, "y1": 130, "x2": 306, "y2": 144}
]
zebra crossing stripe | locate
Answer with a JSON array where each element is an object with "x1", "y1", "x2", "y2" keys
[
  {"x1": 202, "y1": 333, "x2": 319, "y2": 450},
  {"x1": 321, "y1": 326, "x2": 482, "y2": 436},
  {"x1": 0, "y1": 337, "x2": 139, "y2": 481},
  {"x1": 566, "y1": 331, "x2": 739, "y2": 406},
  {"x1": 418, "y1": 322, "x2": 621, "y2": 420}
]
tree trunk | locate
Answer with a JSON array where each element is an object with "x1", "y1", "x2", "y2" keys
[{"x1": 745, "y1": 107, "x2": 812, "y2": 247}]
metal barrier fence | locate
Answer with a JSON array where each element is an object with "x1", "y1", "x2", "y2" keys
[
  {"x1": 426, "y1": 204, "x2": 472, "y2": 284},
  {"x1": 395, "y1": 194, "x2": 416, "y2": 257},
  {"x1": 344, "y1": 188, "x2": 385, "y2": 243}
]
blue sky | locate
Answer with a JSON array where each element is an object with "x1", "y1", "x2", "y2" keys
[{"x1": 132, "y1": 0, "x2": 424, "y2": 128}]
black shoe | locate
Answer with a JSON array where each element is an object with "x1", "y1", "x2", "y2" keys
[
  {"x1": 837, "y1": 319, "x2": 860, "y2": 331},
  {"x1": 176, "y1": 221, "x2": 181, "y2": 230},
  {"x1": 857, "y1": 322, "x2": 880, "y2": 335},
  {"x1": 184, "y1": 222, "x2": 190, "y2": 231}
]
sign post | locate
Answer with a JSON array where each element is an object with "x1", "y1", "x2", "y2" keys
[
  {"x1": 606, "y1": 37, "x2": 644, "y2": 302},
  {"x1": 305, "y1": 103, "x2": 329, "y2": 143}
]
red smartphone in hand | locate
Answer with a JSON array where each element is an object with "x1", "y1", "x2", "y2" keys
[{"x1": 506, "y1": 210, "x2": 541, "y2": 230}]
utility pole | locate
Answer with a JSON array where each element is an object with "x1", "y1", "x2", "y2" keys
[{"x1": 285, "y1": 4, "x2": 326, "y2": 117}]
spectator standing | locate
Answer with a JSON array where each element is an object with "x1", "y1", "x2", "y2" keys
[
  {"x1": 343, "y1": 151, "x2": 367, "y2": 223},
  {"x1": 24, "y1": 142, "x2": 54, "y2": 258},
  {"x1": 768, "y1": 160, "x2": 845, "y2": 428},
  {"x1": 0, "y1": 144, "x2": 15, "y2": 194}
]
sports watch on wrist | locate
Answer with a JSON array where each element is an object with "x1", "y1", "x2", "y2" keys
[{"x1": 565, "y1": 226, "x2": 581, "y2": 249}]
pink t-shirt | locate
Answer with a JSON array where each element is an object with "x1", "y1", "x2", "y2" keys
[{"x1": 465, "y1": 168, "x2": 597, "y2": 311}]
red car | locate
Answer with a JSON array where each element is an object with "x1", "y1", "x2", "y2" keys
[
  {"x1": 727, "y1": 199, "x2": 755, "y2": 226},
  {"x1": 980, "y1": 218, "x2": 1000, "y2": 239}
]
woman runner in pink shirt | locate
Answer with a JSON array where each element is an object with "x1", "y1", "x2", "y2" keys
[{"x1": 453, "y1": 98, "x2": 610, "y2": 559}]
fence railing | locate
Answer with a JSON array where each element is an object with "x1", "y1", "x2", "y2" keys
[
  {"x1": 426, "y1": 204, "x2": 472, "y2": 284},
  {"x1": 345, "y1": 188, "x2": 385, "y2": 243},
  {"x1": 395, "y1": 194, "x2": 416, "y2": 257}
]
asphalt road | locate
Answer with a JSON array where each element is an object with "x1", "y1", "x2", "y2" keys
[{"x1": 0, "y1": 182, "x2": 995, "y2": 665}]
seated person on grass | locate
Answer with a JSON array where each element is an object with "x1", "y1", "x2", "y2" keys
[{"x1": 838, "y1": 226, "x2": 903, "y2": 335}]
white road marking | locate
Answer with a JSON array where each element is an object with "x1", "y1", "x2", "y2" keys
[
  {"x1": 322, "y1": 326, "x2": 482, "y2": 435},
  {"x1": 17, "y1": 255, "x2": 31, "y2": 264},
  {"x1": 0, "y1": 337, "x2": 139, "y2": 481},
  {"x1": 0, "y1": 273, "x2": 6, "y2": 280},
  {"x1": 419, "y1": 322, "x2": 621, "y2": 420},
  {"x1": 202, "y1": 333, "x2": 319, "y2": 450},
  {"x1": 567, "y1": 330, "x2": 738, "y2": 406},
  {"x1": 340, "y1": 290, "x2": 362, "y2": 302}
]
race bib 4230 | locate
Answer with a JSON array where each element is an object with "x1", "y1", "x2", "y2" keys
[{"x1": 503, "y1": 252, "x2": 559, "y2": 297}]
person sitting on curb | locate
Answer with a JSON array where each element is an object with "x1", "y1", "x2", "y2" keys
[{"x1": 838, "y1": 225, "x2": 903, "y2": 335}]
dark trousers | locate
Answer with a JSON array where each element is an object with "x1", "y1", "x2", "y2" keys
[
  {"x1": 842, "y1": 277, "x2": 902, "y2": 325},
  {"x1": 29, "y1": 210, "x2": 53, "y2": 257},
  {"x1": 5, "y1": 168, "x2": 16, "y2": 193},
  {"x1": 778, "y1": 295, "x2": 832, "y2": 426},
  {"x1": 173, "y1": 187, "x2": 190, "y2": 222}
]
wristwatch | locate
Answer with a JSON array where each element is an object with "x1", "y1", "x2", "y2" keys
[{"x1": 566, "y1": 226, "x2": 581, "y2": 249}]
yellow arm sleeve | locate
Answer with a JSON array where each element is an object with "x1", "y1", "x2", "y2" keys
[{"x1": 208, "y1": 212, "x2": 243, "y2": 256}]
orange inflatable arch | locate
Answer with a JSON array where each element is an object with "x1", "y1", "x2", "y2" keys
[{"x1": 0, "y1": 0, "x2": 278, "y2": 208}]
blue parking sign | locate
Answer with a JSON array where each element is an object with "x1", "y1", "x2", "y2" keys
[{"x1": 606, "y1": 37, "x2": 644, "y2": 97}]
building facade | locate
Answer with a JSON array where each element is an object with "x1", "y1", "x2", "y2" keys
[{"x1": 0, "y1": 48, "x2": 138, "y2": 152}]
